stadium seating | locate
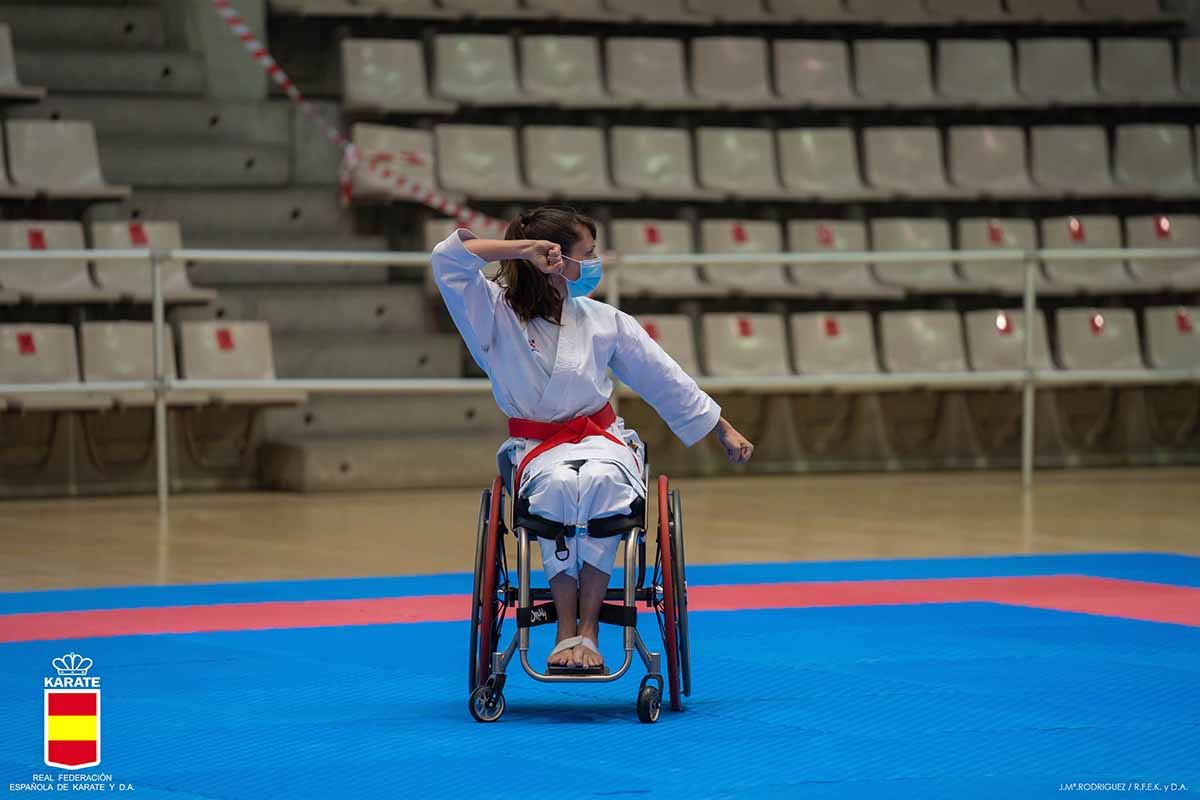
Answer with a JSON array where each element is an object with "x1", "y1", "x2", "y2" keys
[
  {"x1": 1113, "y1": 124, "x2": 1197, "y2": 196},
  {"x1": 341, "y1": 39, "x2": 456, "y2": 114},
  {"x1": 435, "y1": 124, "x2": 541, "y2": 200},
  {"x1": 520, "y1": 35, "x2": 621, "y2": 107},
  {"x1": 433, "y1": 34, "x2": 529, "y2": 106},
  {"x1": 936, "y1": 40, "x2": 1022, "y2": 107},
  {"x1": 1030, "y1": 126, "x2": 1117, "y2": 196},
  {"x1": 772, "y1": 41, "x2": 858, "y2": 106},
  {"x1": 1124, "y1": 215, "x2": 1200, "y2": 290},
  {"x1": 699, "y1": 220, "x2": 801, "y2": 296},
  {"x1": 351, "y1": 124, "x2": 436, "y2": 200},
  {"x1": 605, "y1": 38, "x2": 704, "y2": 109},
  {"x1": 89, "y1": 221, "x2": 216, "y2": 304},
  {"x1": 611, "y1": 126, "x2": 715, "y2": 199},
  {"x1": 777, "y1": 128, "x2": 877, "y2": 200},
  {"x1": 635, "y1": 314, "x2": 701, "y2": 375},
  {"x1": 766, "y1": 0, "x2": 854, "y2": 21},
  {"x1": 523, "y1": 126, "x2": 635, "y2": 200},
  {"x1": 964, "y1": 310, "x2": 1053, "y2": 371},
  {"x1": 1056, "y1": 308, "x2": 1144, "y2": 370},
  {"x1": 786, "y1": 220, "x2": 900, "y2": 298},
  {"x1": 1017, "y1": 39, "x2": 1100, "y2": 104},
  {"x1": 0, "y1": 221, "x2": 116, "y2": 303},
  {"x1": 870, "y1": 219, "x2": 971, "y2": 293},
  {"x1": 948, "y1": 126, "x2": 1037, "y2": 197},
  {"x1": 1143, "y1": 307, "x2": 1200, "y2": 369},
  {"x1": 178, "y1": 321, "x2": 306, "y2": 405},
  {"x1": 791, "y1": 312, "x2": 878, "y2": 374},
  {"x1": 1040, "y1": 215, "x2": 1143, "y2": 292},
  {"x1": 701, "y1": 313, "x2": 790, "y2": 376},
  {"x1": 6, "y1": 120, "x2": 129, "y2": 199},
  {"x1": 691, "y1": 37, "x2": 781, "y2": 108},
  {"x1": 0, "y1": 324, "x2": 109, "y2": 411},
  {"x1": 696, "y1": 127, "x2": 788, "y2": 199},
  {"x1": 1097, "y1": 39, "x2": 1178, "y2": 103},
  {"x1": 0, "y1": 22, "x2": 43, "y2": 101},
  {"x1": 845, "y1": 0, "x2": 932, "y2": 24},
  {"x1": 1180, "y1": 39, "x2": 1200, "y2": 99},
  {"x1": 926, "y1": 0, "x2": 1008, "y2": 22},
  {"x1": 1006, "y1": 0, "x2": 1089, "y2": 21},
  {"x1": 863, "y1": 127, "x2": 958, "y2": 197},
  {"x1": 854, "y1": 40, "x2": 939, "y2": 106},
  {"x1": 608, "y1": 220, "x2": 719, "y2": 297},
  {"x1": 956, "y1": 218, "x2": 1044, "y2": 294},
  {"x1": 79, "y1": 322, "x2": 208, "y2": 408},
  {"x1": 604, "y1": 0, "x2": 707, "y2": 24}
]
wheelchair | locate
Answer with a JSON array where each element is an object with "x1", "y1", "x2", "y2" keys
[{"x1": 467, "y1": 453, "x2": 691, "y2": 724}]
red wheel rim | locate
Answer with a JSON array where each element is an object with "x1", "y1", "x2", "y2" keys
[
  {"x1": 477, "y1": 475, "x2": 504, "y2": 688},
  {"x1": 658, "y1": 474, "x2": 682, "y2": 711}
]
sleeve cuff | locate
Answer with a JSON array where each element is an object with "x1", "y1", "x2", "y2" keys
[{"x1": 677, "y1": 398, "x2": 722, "y2": 448}]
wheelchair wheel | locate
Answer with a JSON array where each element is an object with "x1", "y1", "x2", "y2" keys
[
  {"x1": 655, "y1": 475, "x2": 684, "y2": 712},
  {"x1": 468, "y1": 476, "x2": 506, "y2": 693},
  {"x1": 670, "y1": 487, "x2": 692, "y2": 699}
]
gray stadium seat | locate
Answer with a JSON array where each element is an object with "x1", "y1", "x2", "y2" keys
[
  {"x1": 1113, "y1": 125, "x2": 1197, "y2": 196},
  {"x1": 439, "y1": 0, "x2": 547, "y2": 17},
  {"x1": 351, "y1": 124, "x2": 436, "y2": 200},
  {"x1": 0, "y1": 23, "x2": 43, "y2": 101},
  {"x1": 845, "y1": 0, "x2": 932, "y2": 23},
  {"x1": 700, "y1": 220, "x2": 800, "y2": 296},
  {"x1": 605, "y1": 38, "x2": 703, "y2": 109},
  {"x1": 936, "y1": 40, "x2": 1022, "y2": 106},
  {"x1": 925, "y1": 0, "x2": 1008, "y2": 21},
  {"x1": 1006, "y1": 0, "x2": 1088, "y2": 20},
  {"x1": 778, "y1": 128, "x2": 876, "y2": 200},
  {"x1": 1017, "y1": 39, "x2": 1099, "y2": 104},
  {"x1": 1081, "y1": 0, "x2": 1174, "y2": 20},
  {"x1": 786, "y1": 220, "x2": 901, "y2": 299},
  {"x1": 635, "y1": 315, "x2": 701, "y2": 375},
  {"x1": 433, "y1": 34, "x2": 530, "y2": 106},
  {"x1": 879, "y1": 311, "x2": 968, "y2": 373},
  {"x1": 696, "y1": 127, "x2": 788, "y2": 199},
  {"x1": 1180, "y1": 39, "x2": 1200, "y2": 99},
  {"x1": 1040, "y1": 215, "x2": 1142, "y2": 292},
  {"x1": 863, "y1": 127, "x2": 957, "y2": 197},
  {"x1": 963, "y1": 310, "x2": 1052, "y2": 370},
  {"x1": 0, "y1": 324, "x2": 110, "y2": 411},
  {"x1": 766, "y1": 0, "x2": 854, "y2": 20},
  {"x1": 686, "y1": 0, "x2": 777, "y2": 22},
  {"x1": 1097, "y1": 39, "x2": 1178, "y2": 103},
  {"x1": 870, "y1": 219, "x2": 971, "y2": 293},
  {"x1": 89, "y1": 221, "x2": 215, "y2": 304},
  {"x1": 948, "y1": 126, "x2": 1037, "y2": 197},
  {"x1": 1124, "y1": 215, "x2": 1200, "y2": 290},
  {"x1": 524, "y1": 0, "x2": 632, "y2": 20},
  {"x1": 522, "y1": 126, "x2": 634, "y2": 200},
  {"x1": 1030, "y1": 126, "x2": 1116, "y2": 196},
  {"x1": 611, "y1": 126, "x2": 714, "y2": 199},
  {"x1": 1055, "y1": 308, "x2": 1143, "y2": 370},
  {"x1": 609, "y1": 220, "x2": 718, "y2": 297},
  {"x1": 520, "y1": 35, "x2": 621, "y2": 107},
  {"x1": 956, "y1": 218, "x2": 1045, "y2": 294},
  {"x1": 435, "y1": 124, "x2": 540, "y2": 200},
  {"x1": 701, "y1": 313, "x2": 791, "y2": 376},
  {"x1": 0, "y1": 221, "x2": 116, "y2": 303},
  {"x1": 791, "y1": 312, "x2": 879, "y2": 374},
  {"x1": 79, "y1": 322, "x2": 204, "y2": 408},
  {"x1": 6, "y1": 120, "x2": 129, "y2": 199},
  {"x1": 854, "y1": 40, "x2": 939, "y2": 106},
  {"x1": 603, "y1": 0, "x2": 708, "y2": 23},
  {"x1": 1143, "y1": 307, "x2": 1200, "y2": 369},
  {"x1": 179, "y1": 321, "x2": 306, "y2": 405},
  {"x1": 692, "y1": 38, "x2": 781, "y2": 108},
  {"x1": 341, "y1": 39, "x2": 456, "y2": 113},
  {"x1": 772, "y1": 41, "x2": 858, "y2": 106}
]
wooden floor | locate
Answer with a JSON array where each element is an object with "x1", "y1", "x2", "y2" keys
[{"x1": 2, "y1": 467, "x2": 1197, "y2": 592}]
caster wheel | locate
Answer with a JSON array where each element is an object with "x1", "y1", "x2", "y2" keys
[
  {"x1": 469, "y1": 684, "x2": 506, "y2": 723},
  {"x1": 636, "y1": 685, "x2": 661, "y2": 724}
]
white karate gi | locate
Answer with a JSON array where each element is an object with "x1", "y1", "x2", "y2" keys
[{"x1": 431, "y1": 229, "x2": 721, "y2": 580}]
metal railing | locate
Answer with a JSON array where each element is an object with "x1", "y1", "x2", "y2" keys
[{"x1": 1, "y1": 245, "x2": 1198, "y2": 515}]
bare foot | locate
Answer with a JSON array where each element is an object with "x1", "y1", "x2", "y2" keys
[
  {"x1": 548, "y1": 630, "x2": 579, "y2": 668},
  {"x1": 573, "y1": 631, "x2": 604, "y2": 669}
]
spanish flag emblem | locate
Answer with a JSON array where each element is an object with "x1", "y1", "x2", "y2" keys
[{"x1": 44, "y1": 690, "x2": 100, "y2": 769}]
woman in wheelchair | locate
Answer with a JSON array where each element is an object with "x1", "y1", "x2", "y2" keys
[{"x1": 432, "y1": 206, "x2": 754, "y2": 674}]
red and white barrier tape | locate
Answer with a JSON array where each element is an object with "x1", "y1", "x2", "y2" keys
[{"x1": 209, "y1": 0, "x2": 506, "y2": 235}]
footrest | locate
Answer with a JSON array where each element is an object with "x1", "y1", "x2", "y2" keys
[{"x1": 547, "y1": 663, "x2": 610, "y2": 676}]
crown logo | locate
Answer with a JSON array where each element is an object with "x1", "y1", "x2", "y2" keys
[{"x1": 52, "y1": 653, "x2": 93, "y2": 677}]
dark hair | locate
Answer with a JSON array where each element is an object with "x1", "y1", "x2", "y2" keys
[{"x1": 499, "y1": 206, "x2": 597, "y2": 325}]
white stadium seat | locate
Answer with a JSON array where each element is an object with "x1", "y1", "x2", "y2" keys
[
  {"x1": 609, "y1": 219, "x2": 718, "y2": 297},
  {"x1": 936, "y1": 40, "x2": 1022, "y2": 106},
  {"x1": 433, "y1": 34, "x2": 530, "y2": 105},
  {"x1": 611, "y1": 126, "x2": 714, "y2": 199},
  {"x1": 845, "y1": 0, "x2": 933, "y2": 24},
  {"x1": 605, "y1": 38, "x2": 703, "y2": 109},
  {"x1": 520, "y1": 36, "x2": 620, "y2": 107},
  {"x1": 854, "y1": 40, "x2": 939, "y2": 105},
  {"x1": 964, "y1": 310, "x2": 1052, "y2": 371},
  {"x1": 1124, "y1": 215, "x2": 1200, "y2": 290},
  {"x1": 772, "y1": 41, "x2": 858, "y2": 106},
  {"x1": 956, "y1": 218, "x2": 1044, "y2": 294},
  {"x1": 79, "y1": 322, "x2": 203, "y2": 407},
  {"x1": 778, "y1": 128, "x2": 876, "y2": 200},
  {"x1": 700, "y1": 313, "x2": 791, "y2": 376},
  {"x1": 351, "y1": 124, "x2": 436, "y2": 200},
  {"x1": 870, "y1": 219, "x2": 970, "y2": 293},
  {"x1": 1113, "y1": 125, "x2": 1197, "y2": 196},
  {"x1": 1143, "y1": 307, "x2": 1200, "y2": 369},
  {"x1": 1097, "y1": 39, "x2": 1178, "y2": 103},
  {"x1": 879, "y1": 311, "x2": 969, "y2": 373},
  {"x1": 341, "y1": 39, "x2": 455, "y2": 113},
  {"x1": 696, "y1": 127, "x2": 787, "y2": 198},
  {"x1": 790, "y1": 312, "x2": 880, "y2": 374},
  {"x1": 0, "y1": 221, "x2": 115, "y2": 303},
  {"x1": 635, "y1": 315, "x2": 701, "y2": 375},
  {"x1": 0, "y1": 324, "x2": 109, "y2": 411},
  {"x1": 766, "y1": 0, "x2": 854, "y2": 21},
  {"x1": 863, "y1": 127, "x2": 957, "y2": 197},
  {"x1": 522, "y1": 126, "x2": 634, "y2": 200},
  {"x1": 89, "y1": 221, "x2": 215, "y2": 303},
  {"x1": 691, "y1": 37, "x2": 780, "y2": 108},
  {"x1": 1055, "y1": 308, "x2": 1144, "y2": 370},
  {"x1": 604, "y1": 0, "x2": 708, "y2": 24},
  {"x1": 700, "y1": 220, "x2": 800, "y2": 296},
  {"x1": 1006, "y1": 0, "x2": 1089, "y2": 20},
  {"x1": 1030, "y1": 126, "x2": 1116, "y2": 196},
  {"x1": 6, "y1": 120, "x2": 129, "y2": 199},
  {"x1": 179, "y1": 321, "x2": 305, "y2": 405},
  {"x1": 926, "y1": 0, "x2": 1008, "y2": 21},
  {"x1": 435, "y1": 124, "x2": 541, "y2": 200},
  {"x1": 786, "y1": 220, "x2": 901, "y2": 299},
  {"x1": 948, "y1": 126, "x2": 1037, "y2": 197},
  {"x1": 1017, "y1": 39, "x2": 1099, "y2": 104},
  {"x1": 1040, "y1": 215, "x2": 1141, "y2": 292}
]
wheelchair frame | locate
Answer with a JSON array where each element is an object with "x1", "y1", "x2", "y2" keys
[{"x1": 468, "y1": 458, "x2": 691, "y2": 724}]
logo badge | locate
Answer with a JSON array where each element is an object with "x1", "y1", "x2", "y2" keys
[{"x1": 44, "y1": 653, "x2": 101, "y2": 769}]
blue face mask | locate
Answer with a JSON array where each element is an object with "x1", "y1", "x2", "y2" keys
[{"x1": 562, "y1": 255, "x2": 602, "y2": 299}]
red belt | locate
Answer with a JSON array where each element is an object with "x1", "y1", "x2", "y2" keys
[{"x1": 508, "y1": 403, "x2": 627, "y2": 493}]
